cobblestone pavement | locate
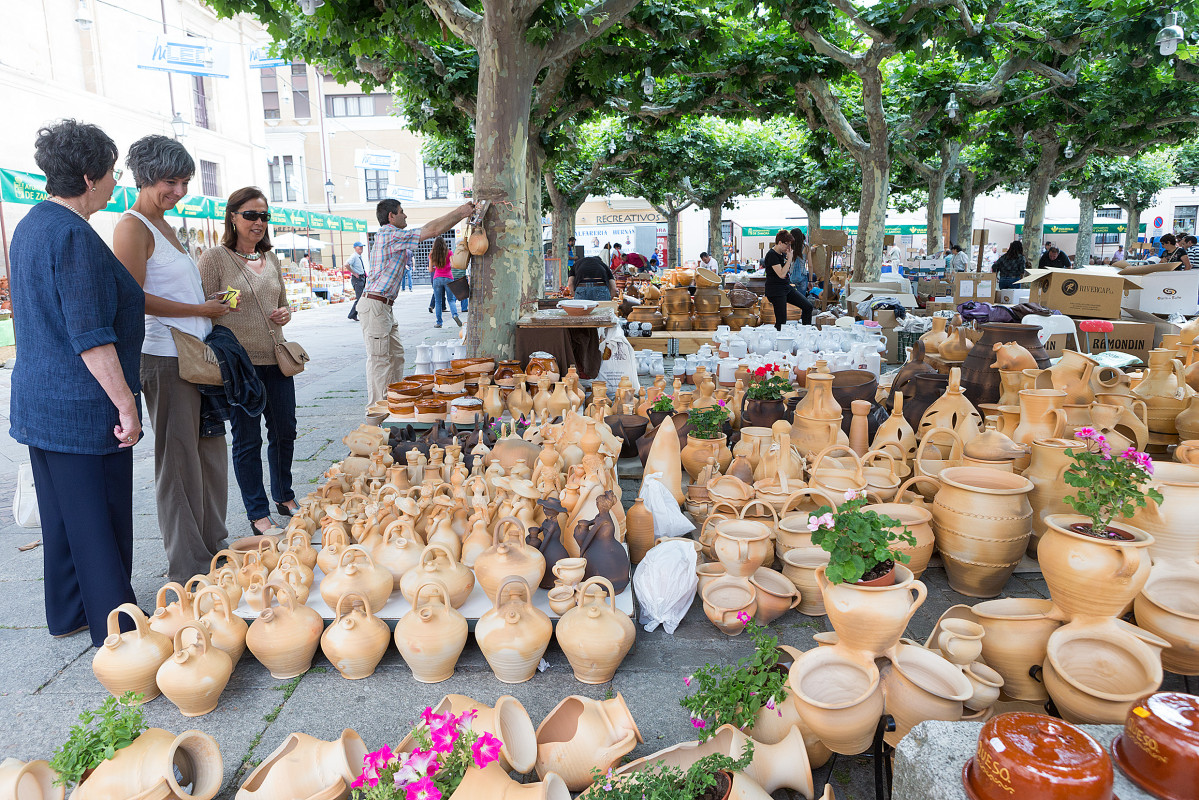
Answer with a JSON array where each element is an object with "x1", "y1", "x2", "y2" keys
[{"x1": 0, "y1": 294, "x2": 1182, "y2": 799}]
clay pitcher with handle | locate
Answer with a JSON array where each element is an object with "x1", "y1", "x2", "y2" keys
[
  {"x1": 245, "y1": 580, "x2": 324, "y2": 679},
  {"x1": 555, "y1": 577, "x2": 636, "y2": 684},
  {"x1": 91, "y1": 603, "x2": 172, "y2": 703},
  {"x1": 192, "y1": 584, "x2": 248, "y2": 666},
  {"x1": 475, "y1": 577, "x2": 553, "y2": 683},
  {"x1": 816, "y1": 564, "x2": 927, "y2": 658},
  {"x1": 155, "y1": 621, "x2": 233, "y2": 717},
  {"x1": 320, "y1": 591, "x2": 391, "y2": 680},
  {"x1": 394, "y1": 581, "x2": 468, "y2": 683}
]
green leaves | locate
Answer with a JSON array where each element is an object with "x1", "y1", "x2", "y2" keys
[
  {"x1": 50, "y1": 692, "x2": 147, "y2": 788},
  {"x1": 679, "y1": 621, "x2": 788, "y2": 741},
  {"x1": 1062, "y1": 438, "x2": 1158, "y2": 534},
  {"x1": 809, "y1": 496, "x2": 914, "y2": 585}
]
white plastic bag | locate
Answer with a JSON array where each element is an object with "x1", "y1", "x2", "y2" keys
[
  {"x1": 640, "y1": 474, "x2": 694, "y2": 538},
  {"x1": 13, "y1": 462, "x2": 39, "y2": 528},
  {"x1": 595, "y1": 325, "x2": 641, "y2": 394},
  {"x1": 634, "y1": 539, "x2": 698, "y2": 634}
]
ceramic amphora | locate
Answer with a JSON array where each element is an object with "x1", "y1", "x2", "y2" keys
[
  {"x1": 1038, "y1": 514, "x2": 1153, "y2": 620},
  {"x1": 555, "y1": 577, "x2": 635, "y2": 683},
  {"x1": 0, "y1": 758, "x2": 61, "y2": 800},
  {"x1": 394, "y1": 581, "x2": 468, "y2": 683},
  {"x1": 788, "y1": 645, "x2": 885, "y2": 756},
  {"x1": 320, "y1": 591, "x2": 390, "y2": 680},
  {"x1": 245, "y1": 581, "x2": 324, "y2": 679},
  {"x1": 73, "y1": 728, "x2": 222, "y2": 800},
  {"x1": 235, "y1": 729, "x2": 367, "y2": 800},
  {"x1": 191, "y1": 585, "x2": 247, "y2": 666},
  {"x1": 816, "y1": 564, "x2": 926, "y2": 658},
  {"x1": 476, "y1": 577, "x2": 553, "y2": 683},
  {"x1": 534, "y1": 694, "x2": 642, "y2": 791},
  {"x1": 971, "y1": 598, "x2": 1061, "y2": 701},
  {"x1": 156, "y1": 621, "x2": 233, "y2": 717},
  {"x1": 399, "y1": 543, "x2": 475, "y2": 608},
  {"x1": 92, "y1": 603, "x2": 172, "y2": 703},
  {"x1": 1134, "y1": 564, "x2": 1199, "y2": 675},
  {"x1": 879, "y1": 644, "x2": 972, "y2": 746},
  {"x1": 475, "y1": 517, "x2": 547, "y2": 603}
]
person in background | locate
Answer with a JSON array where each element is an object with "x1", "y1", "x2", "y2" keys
[
  {"x1": 993, "y1": 240, "x2": 1029, "y2": 290},
  {"x1": 698, "y1": 252, "x2": 717, "y2": 270},
  {"x1": 611, "y1": 243, "x2": 625, "y2": 270},
  {"x1": 788, "y1": 228, "x2": 811, "y2": 290},
  {"x1": 428, "y1": 237, "x2": 460, "y2": 328},
  {"x1": 345, "y1": 241, "x2": 366, "y2": 321},
  {"x1": 1037, "y1": 245, "x2": 1072, "y2": 269},
  {"x1": 1184, "y1": 235, "x2": 1199, "y2": 266},
  {"x1": 647, "y1": 253, "x2": 660, "y2": 271},
  {"x1": 763, "y1": 229, "x2": 814, "y2": 328},
  {"x1": 113, "y1": 134, "x2": 231, "y2": 582},
  {"x1": 450, "y1": 243, "x2": 468, "y2": 313},
  {"x1": 199, "y1": 187, "x2": 298, "y2": 534},
  {"x1": 1112, "y1": 244, "x2": 1126, "y2": 262},
  {"x1": 399, "y1": 255, "x2": 414, "y2": 292},
  {"x1": 983, "y1": 244, "x2": 999, "y2": 269},
  {"x1": 886, "y1": 242, "x2": 902, "y2": 262},
  {"x1": 950, "y1": 243, "x2": 970, "y2": 272},
  {"x1": 942, "y1": 249, "x2": 953, "y2": 272},
  {"x1": 566, "y1": 255, "x2": 616, "y2": 300},
  {"x1": 11, "y1": 120, "x2": 142, "y2": 646},
  {"x1": 1158, "y1": 233, "x2": 1191, "y2": 270},
  {"x1": 299, "y1": 251, "x2": 311, "y2": 272},
  {"x1": 566, "y1": 236, "x2": 577, "y2": 271},
  {"x1": 600, "y1": 242, "x2": 612, "y2": 268},
  {"x1": 623, "y1": 250, "x2": 648, "y2": 272}
]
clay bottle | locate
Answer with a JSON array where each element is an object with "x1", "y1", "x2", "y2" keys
[
  {"x1": 92, "y1": 603, "x2": 172, "y2": 703},
  {"x1": 626, "y1": 498, "x2": 655, "y2": 564},
  {"x1": 394, "y1": 581, "x2": 468, "y2": 683},
  {"x1": 849, "y1": 400, "x2": 871, "y2": 456},
  {"x1": 320, "y1": 591, "x2": 391, "y2": 680}
]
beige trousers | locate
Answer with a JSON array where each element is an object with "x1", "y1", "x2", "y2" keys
[
  {"x1": 359, "y1": 296, "x2": 405, "y2": 406},
  {"x1": 141, "y1": 354, "x2": 229, "y2": 582}
]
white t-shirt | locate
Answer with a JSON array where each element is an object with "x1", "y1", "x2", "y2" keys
[{"x1": 125, "y1": 211, "x2": 211, "y2": 357}]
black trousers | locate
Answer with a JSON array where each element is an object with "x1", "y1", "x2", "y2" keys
[
  {"x1": 29, "y1": 446, "x2": 136, "y2": 647},
  {"x1": 348, "y1": 274, "x2": 367, "y2": 319},
  {"x1": 766, "y1": 287, "x2": 814, "y2": 328}
]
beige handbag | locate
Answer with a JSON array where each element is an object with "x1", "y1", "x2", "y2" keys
[
  {"x1": 169, "y1": 327, "x2": 223, "y2": 385},
  {"x1": 240, "y1": 261, "x2": 310, "y2": 377}
]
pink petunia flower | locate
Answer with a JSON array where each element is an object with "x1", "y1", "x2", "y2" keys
[
  {"x1": 430, "y1": 724, "x2": 459, "y2": 753},
  {"x1": 736, "y1": 610, "x2": 750, "y2": 624},
  {"x1": 407, "y1": 748, "x2": 440, "y2": 778},
  {"x1": 765, "y1": 696, "x2": 776, "y2": 710},
  {"x1": 405, "y1": 775, "x2": 442, "y2": 800},
  {"x1": 684, "y1": 675, "x2": 692, "y2": 687},
  {"x1": 472, "y1": 732, "x2": 503, "y2": 769},
  {"x1": 692, "y1": 717, "x2": 706, "y2": 729}
]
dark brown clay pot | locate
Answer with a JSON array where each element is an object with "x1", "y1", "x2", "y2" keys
[
  {"x1": 832, "y1": 370, "x2": 879, "y2": 436},
  {"x1": 960, "y1": 323, "x2": 1051, "y2": 406},
  {"x1": 904, "y1": 373, "x2": 950, "y2": 429},
  {"x1": 887, "y1": 339, "x2": 935, "y2": 411},
  {"x1": 964, "y1": 712, "x2": 1114, "y2": 800},
  {"x1": 648, "y1": 410, "x2": 672, "y2": 429},
  {"x1": 605, "y1": 414, "x2": 649, "y2": 459},
  {"x1": 744, "y1": 398, "x2": 787, "y2": 428}
]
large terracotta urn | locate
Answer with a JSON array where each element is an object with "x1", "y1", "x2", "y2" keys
[
  {"x1": 930, "y1": 467, "x2": 1033, "y2": 598},
  {"x1": 816, "y1": 564, "x2": 927, "y2": 658},
  {"x1": 1134, "y1": 566, "x2": 1199, "y2": 675},
  {"x1": 1038, "y1": 514, "x2": 1154, "y2": 620},
  {"x1": 681, "y1": 433, "x2": 733, "y2": 481},
  {"x1": 788, "y1": 645, "x2": 884, "y2": 756},
  {"x1": 959, "y1": 323, "x2": 1052, "y2": 406},
  {"x1": 1131, "y1": 461, "x2": 1199, "y2": 564}
]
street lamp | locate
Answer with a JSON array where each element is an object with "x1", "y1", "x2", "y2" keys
[
  {"x1": 299, "y1": 0, "x2": 326, "y2": 15},
  {"x1": 171, "y1": 112, "x2": 188, "y2": 140},
  {"x1": 1156, "y1": 12, "x2": 1185, "y2": 55},
  {"x1": 324, "y1": 178, "x2": 335, "y2": 211},
  {"x1": 1064, "y1": 141, "x2": 1075, "y2": 159},
  {"x1": 641, "y1": 69, "x2": 655, "y2": 99},
  {"x1": 946, "y1": 91, "x2": 959, "y2": 120},
  {"x1": 74, "y1": 0, "x2": 94, "y2": 30}
]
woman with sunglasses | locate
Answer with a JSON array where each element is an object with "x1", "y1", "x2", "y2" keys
[
  {"x1": 114, "y1": 135, "x2": 232, "y2": 583},
  {"x1": 199, "y1": 188, "x2": 297, "y2": 534}
]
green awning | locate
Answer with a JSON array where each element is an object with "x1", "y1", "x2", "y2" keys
[{"x1": 1015, "y1": 222, "x2": 1148, "y2": 234}]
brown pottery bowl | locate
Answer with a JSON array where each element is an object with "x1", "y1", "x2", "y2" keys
[{"x1": 1111, "y1": 691, "x2": 1199, "y2": 800}]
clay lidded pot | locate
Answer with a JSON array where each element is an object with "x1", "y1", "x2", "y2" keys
[
  {"x1": 962, "y1": 712, "x2": 1114, "y2": 800},
  {"x1": 91, "y1": 603, "x2": 172, "y2": 703},
  {"x1": 394, "y1": 581, "x2": 468, "y2": 683},
  {"x1": 555, "y1": 577, "x2": 636, "y2": 684},
  {"x1": 1037, "y1": 514, "x2": 1153, "y2": 620},
  {"x1": 245, "y1": 580, "x2": 324, "y2": 679},
  {"x1": 475, "y1": 577, "x2": 553, "y2": 683},
  {"x1": 1111, "y1": 692, "x2": 1199, "y2": 800},
  {"x1": 155, "y1": 620, "x2": 233, "y2": 717}
]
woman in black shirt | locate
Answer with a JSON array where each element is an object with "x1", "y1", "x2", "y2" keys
[
  {"x1": 763, "y1": 229, "x2": 813, "y2": 328},
  {"x1": 567, "y1": 255, "x2": 617, "y2": 300}
]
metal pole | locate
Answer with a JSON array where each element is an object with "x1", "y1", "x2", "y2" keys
[{"x1": 0, "y1": 196, "x2": 11, "y2": 287}]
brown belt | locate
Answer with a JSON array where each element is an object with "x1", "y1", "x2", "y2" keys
[{"x1": 364, "y1": 292, "x2": 394, "y2": 306}]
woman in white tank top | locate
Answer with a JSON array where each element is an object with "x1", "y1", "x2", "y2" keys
[{"x1": 112, "y1": 135, "x2": 233, "y2": 583}]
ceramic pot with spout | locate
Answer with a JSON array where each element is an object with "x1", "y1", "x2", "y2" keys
[
  {"x1": 1038, "y1": 514, "x2": 1154, "y2": 620},
  {"x1": 681, "y1": 434, "x2": 733, "y2": 481},
  {"x1": 91, "y1": 603, "x2": 172, "y2": 703},
  {"x1": 320, "y1": 591, "x2": 391, "y2": 680},
  {"x1": 73, "y1": 728, "x2": 223, "y2": 800},
  {"x1": 192, "y1": 584, "x2": 248, "y2": 666},
  {"x1": 371, "y1": 523, "x2": 423, "y2": 585},
  {"x1": 475, "y1": 517, "x2": 547, "y2": 602},
  {"x1": 936, "y1": 618, "x2": 985, "y2": 665},
  {"x1": 245, "y1": 581, "x2": 324, "y2": 679},
  {"x1": 395, "y1": 581, "x2": 468, "y2": 683},
  {"x1": 475, "y1": 577, "x2": 553, "y2": 683},
  {"x1": 817, "y1": 564, "x2": 927, "y2": 657},
  {"x1": 319, "y1": 545, "x2": 394, "y2": 612},
  {"x1": 156, "y1": 621, "x2": 233, "y2": 717},
  {"x1": 534, "y1": 694, "x2": 642, "y2": 792},
  {"x1": 148, "y1": 582, "x2": 193, "y2": 641},
  {"x1": 555, "y1": 577, "x2": 636, "y2": 683},
  {"x1": 236, "y1": 729, "x2": 367, "y2": 800},
  {"x1": 400, "y1": 543, "x2": 475, "y2": 608}
]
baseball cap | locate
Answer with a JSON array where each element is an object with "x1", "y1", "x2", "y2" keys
[{"x1": 353, "y1": 241, "x2": 363, "y2": 247}]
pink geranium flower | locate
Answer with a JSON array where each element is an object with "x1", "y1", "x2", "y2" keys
[
  {"x1": 1075, "y1": 427, "x2": 1097, "y2": 440},
  {"x1": 736, "y1": 610, "x2": 750, "y2": 624},
  {"x1": 472, "y1": 732, "x2": 503, "y2": 769},
  {"x1": 844, "y1": 488, "x2": 859, "y2": 501}
]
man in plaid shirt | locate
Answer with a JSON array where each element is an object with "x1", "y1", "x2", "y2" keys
[{"x1": 360, "y1": 197, "x2": 475, "y2": 406}]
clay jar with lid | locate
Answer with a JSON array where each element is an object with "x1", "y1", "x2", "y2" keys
[
  {"x1": 1111, "y1": 692, "x2": 1199, "y2": 800},
  {"x1": 433, "y1": 368, "x2": 466, "y2": 394},
  {"x1": 394, "y1": 581, "x2": 468, "y2": 683},
  {"x1": 474, "y1": 516, "x2": 547, "y2": 603},
  {"x1": 92, "y1": 602, "x2": 172, "y2": 703},
  {"x1": 962, "y1": 712, "x2": 1115, "y2": 800},
  {"x1": 155, "y1": 620, "x2": 233, "y2": 717},
  {"x1": 475, "y1": 577, "x2": 553, "y2": 683},
  {"x1": 555, "y1": 577, "x2": 636, "y2": 683}
]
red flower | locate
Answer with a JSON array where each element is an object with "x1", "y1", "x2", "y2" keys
[{"x1": 753, "y1": 367, "x2": 767, "y2": 377}]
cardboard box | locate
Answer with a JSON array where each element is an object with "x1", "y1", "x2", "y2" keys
[
  {"x1": 954, "y1": 273, "x2": 997, "y2": 304},
  {"x1": 927, "y1": 301, "x2": 956, "y2": 314},
  {"x1": 1078, "y1": 321, "x2": 1156, "y2": 363},
  {"x1": 996, "y1": 288, "x2": 1031, "y2": 305},
  {"x1": 873, "y1": 309, "x2": 898, "y2": 328},
  {"x1": 1122, "y1": 308, "x2": 1183, "y2": 347},
  {"x1": 917, "y1": 279, "x2": 952, "y2": 297},
  {"x1": 1123, "y1": 270, "x2": 1199, "y2": 316},
  {"x1": 810, "y1": 229, "x2": 849, "y2": 249},
  {"x1": 1042, "y1": 333, "x2": 1070, "y2": 356},
  {"x1": 1018, "y1": 268, "x2": 1142, "y2": 319},
  {"x1": 845, "y1": 281, "x2": 917, "y2": 315}
]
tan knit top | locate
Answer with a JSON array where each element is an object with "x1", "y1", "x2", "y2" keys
[{"x1": 197, "y1": 247, "x2": 289, "y2": 366}]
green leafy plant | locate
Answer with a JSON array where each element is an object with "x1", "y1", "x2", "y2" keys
[
  {"x1": 50, "y1": 692, "x2": 147, "y2": 788},
  {"x1": 809, "y1": 489, "x2": 914, "y2": 584},
  {"x1": 680, "y1": 620, "x2": 788, "y2": 741},
  {"x1": 1063, "y1": 429, "x2": 1161, "y2": 537},
  {"x1": 651, "y1": 395, "x2": 676, "y2": 413},
  {"x1": 588, "y1": 741, "x2": 753, "y2": 799},
  {"x1": 687, "y1": 403, "x2": 729, "y2": 439},
  {"x1": 744, "y1": 364, "x2": 792, "y2": 401}
]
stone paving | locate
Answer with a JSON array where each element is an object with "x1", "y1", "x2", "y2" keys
[{"x1": 0, "y1": 293, "x2": 1184, "y2": 799}]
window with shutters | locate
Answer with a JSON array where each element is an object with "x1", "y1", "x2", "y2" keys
[
  {"x1": 260, "y1": 68, "x2": 280, "y2": 120},
  {"x1": 291, "y1": 63, "x2": 310, "y2": 119},
  {"x1": 424, "y1": 164, "x2": 449, "y2": 200},
  {"x1": 327, "y1": 94, "x2": 376, "y2": 117},
  {"x1": 199, "y1": 160, "x2": 220, "y2": 197},
  {"x1": 364, "y1": 169, "x2": 388, "y2": 202},
  {"x1": 192, "y1": 75, "x2": 211, "y2": 130},
  {"x1": 1096, "y1": 207, "x2": 1122, "y2": 219}
]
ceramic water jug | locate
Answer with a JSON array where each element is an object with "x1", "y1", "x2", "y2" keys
[
  {"x1": 394, "y1": 581, "x2": 468, "y2": 683},
  {"x1": 475, "y1": 516, "x2": 547, "y2": 602},
  {"x1": 320, "y1": 591, "x2": 391, "y2": 680},
  {"x1": 319, "y1": 545, "x2": 394, "y2": 612},
  {"x1": 155, "y1": 621, "x2": 233, "y2": 717},
  {"x1": 475, "y1": 577, "x2": 553, "y2": 683},
  {"x1": 92, "y1": 603, "x2": 172, "y2": 703},
  {"x1": 245, "y1": 581, "x2": 324, "y2": 679},
  {"x1": 555, "y1": 577, "x2": 635, "y2": 684}
]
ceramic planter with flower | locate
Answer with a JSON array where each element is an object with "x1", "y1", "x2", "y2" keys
[
  {"x1": 742, "y1": 364, "x2": 791, "y2": 428},
  {"x1": 682, "y1": 404, "x2": 733, "y2": 480}
]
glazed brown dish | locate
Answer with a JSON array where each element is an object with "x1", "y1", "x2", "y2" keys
[{"x1": 1111, "y1": 691, "x2": 1199, "y2": 800}]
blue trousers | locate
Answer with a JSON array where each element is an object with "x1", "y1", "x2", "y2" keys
[
  {"x1": 400, "y1": 269, "x2": 413, "y2": 291},
  {"x1": 29, "y1": 446, "x2": 136, "y2": 647},
  {"x1": 230, "y1": 364, "x2": 297, "y2": 521},
  {"x1": 432, "y1": 276, "x2": 459, "y2": 324}
]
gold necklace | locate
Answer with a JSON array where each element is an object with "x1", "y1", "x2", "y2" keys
[{"x1": 48, "y1": 196, "x2": 89, "y2": 221}]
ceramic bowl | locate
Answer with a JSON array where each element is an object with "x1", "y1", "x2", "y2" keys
[
  {"x1": 695, "y1": 267, "x2": 720, "y2": 288},
  {"x1": 962, "y1": 712, "x2": 1114, "y2": 800},
  {"x1": 452, "y1": 357, "x2": 495, "y2": 374},
  {"x1": 558, "y1": 300, "x2": 598, "y2": 316},
  {"x1": 1111, "y1": 692, "x2": 1199, "y2": 800},
  {"x1": 433, "y1": 369, "x2": 466, "y2": 392}
]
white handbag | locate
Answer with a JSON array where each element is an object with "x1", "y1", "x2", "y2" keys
[{"x1": 14, "y1": 462, "x2": 40, "y2": 528}]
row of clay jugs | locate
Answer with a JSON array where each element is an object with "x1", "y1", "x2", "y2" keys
[
  {"x1": 246, "y1": 581, "x2": 323, "y2": 679},
  {"x1": 236, "y1": 729, "x2": 367, "y2": 800},
  {"x1": 1135, "y1": 348, "x2": 1192, "y2": 435},
  {"x1": 816, "y1": 564, "x2": 926, "y2": 658},
  {"x1": 399, "y1": 543, "x2": 474, "y2": 608},
  {"x1": 73, "y1": 728, "x2": 223, "y2": 800},
  {"x1": 475, "y1": 517, "x2": 547, "y2": 601},
  {"x1": 556, "y1": 577, "x2": 636, "y2": 683},
  {"x1": 0, "y1": 758, "x2": 61, "y2": 800},
  {"x1": 156, "y1": 621, "x2": 232, "y2": 717},
  {"x1": 476, "y1": 577, "x2": 553, "y2": 683},
  {"x1": 535, "y1": 694, "x2": 642, "y2": 792},
  {"x1": 1036, "y1": 513, "x2": 1154, "y2": 621},
  {"x1": 320, "y1": 591, "x2": 390, "y2": 680},
  {"x1": 394, "y1": 582, "x2": 468, "y2": 682},
  {"x1": 92, "y1": 603, "x2": 172, "y2": 702},
  {"x1": 1021, "y1": 438, "x2": 1077, "y2": 557}
]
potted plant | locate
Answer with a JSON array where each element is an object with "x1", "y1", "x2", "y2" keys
[
  {"x1": 1061, "y1": 429, "x2": 1161, "y2": 539},
  {"x1": 50, "y1": 692, "x2": 147, "y2": 790},
  {"x1": 743, "y1": 364, "x2": 792, "y2": 427},
  {"x1": 649, "y1": 394, "x2": 676, "y2": 428},
  {"x1": 682, "y1": 403, "x2": 733, "y2": 480},
  {"x1": 587, "y1": 742, "x2": 754, "y2": 799},
  {"x1": 807, "y1": 489, "x2": 913, "y2": 586},
  {"x1": 350, "y1": 707, "x2": 502, "y2": 799},
  {"x1": 680, "y1": 620, "x2": 790, "y2": 742}
]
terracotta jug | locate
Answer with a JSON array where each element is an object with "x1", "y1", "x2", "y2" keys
[
  {"x1": 1095, "y1": 392, "x2": 1150, "y2": 450},
  {"x1": 320, "y1": 591, "x2": 390, "y2": 680},
  {"x1": 534, "y1": 694, "x2": 642, "y2": 792},
  {"x1": 315, "y1": 526, "x2": 349, "y2": 576},
  {"x1": 643, "y1": 416, "x2": 684, "y2": 504},
  {"x1": 916, "y1": 367, "x2": 982, "y2": 446},
  {"x1": 625, "y1": 498, "x2": 655, "y2": 564},
  {"x1": 1132, "y1": 461, "x2": 1199, "y2": 564},
  {"x1": 148, "y1": 582, "x2": 193, "y2": 640},
  {"x1": 1011, "y1": 388, "x2": 1067, "y2": 457},
  {"x1": 319, "y1": 544, "x2": 393, "y2": 612},
  {"x1": 1036, "y1": 349, "x2": 1097, "y2": 404},
  {"x1": 794, "y1": 370, "x2": 842, "y2": 419},
  {"x1": 681, "y1": 434, "x2": 733, "y2": 481},
  {"x1": 930, "y1": 467, "x2": 1033, "y2": 598},
  {"x1": 1177, "y1": 395, "x2": 1199, "y2": 441},
  {"x1": 936, "y1": 618, "x2": 985, "y2": 665},
  {"x1": 92, "y1": 603, "x2": 172, "y2": 703},
  {"x1": 245, "y1": 581, "x2": 324, "y2": 679},
  {"x1": 817, "y1": 564, "x2": 927, "y2": 657},
  {"x1": 482, "y1": 383, "x2": 505, "y2": 421},
  {"x1": 0, "y1": 758, "x2": 61, "y2": 800},
  {"x1": 475, "y1": 516, "x2": 547, "y2": 602},
  {"x1": 507, "y1": 377, "x2": 534, "y2": 421},
  {"x1": 879, "y1": 643, "x2": 972, "y2": 746},
  {"x1": 556, "y1": 577, "x2": 636, "y2": 684},
  {"x1": 192, "y1": 584, "x2": 248, "y2": 666},
  {"x1": 709, "y1": 517, "x2": 773, "y2": 578},
  {"x1": 546, "y1": 382, "x2": 572, "y2": 418},
  {"x1": 1019, "y1": 438, "x2": 1077, "y2": 557},
  {"x1": 371, "y1": 522, "x2": 422, "y2": 584},
  {"x1": 920, "y1": 315, "x2": 949, "y2": 355},
  {"x1": 394, "y1": 581, "x2": 468, "y2": 683},
  {"x1": 268, "y1": 551, "x2": 313, "y2": 590},
  {"x1": 155, "y1": 621, "x2": 232, "y2": 717},
  {"x1": 749, "y1": 567, "x2": 801, "y2": 623},
  {"x1": 476, "y1": 577, "x2": 553, "y2": 683},
  {"x1": 236, "y1": 729, "x2": 367, "y2": 800},
  {"x1": 967, "y1": 598, "x2": 1060, "y2": 701},
  {"x1": 1038, "y1": 514, "x2": 1154, "y2": 620},
  {"x1": 1134, "y1": 349, "x2": 1191, "y2": 435},
  {"x1": 73, "y1": 728, "x2": 222, "y2": 800},
  {"x1": 938, "y1": 326, "x2": 971, "y2": 362},
  {"x1": 400, "y1": 543, "x2": 475, "y2": 608},
  {"x1": 788, "y1": 645, "x2": 885, "y2": 756}
]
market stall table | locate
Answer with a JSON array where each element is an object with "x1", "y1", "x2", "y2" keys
[{"x1": 515, "y1": 309, "x2": 612, "y2": 378}]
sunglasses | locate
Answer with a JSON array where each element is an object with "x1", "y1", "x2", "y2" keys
[{"x1": 237, "y1": 210, "x2": 271, "y2": 222}]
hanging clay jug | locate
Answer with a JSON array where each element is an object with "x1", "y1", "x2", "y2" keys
[
  {"x1": 1038, "y1": 514, "x2": 1153, "y2": 621},
  {"x1": 475, "y1": 517, "x2": 547, "y2": 602},
  {"x1": 920, "y1": 316, "x2": 950, "y2": 355},
  {"x1": 0, "y1": 759, "x2": 60, "y2": 800},
  {"x1": 1036, "y1": 349, "x2": 1098, "y2": 405},
  {"x1": 681, "y1": 433, "x2": 733, "y2": 481},
  {"x1": 817, "y1": 563, "x2": 927, "y2": 657},
  {"x1": 643, "y1": 415, "x2": 684, "y2": 504},
  {"x1": 245, "y1": 581, "x2": 324, "y2": 679},
  {"x1": 92, "y1": 603, "x2": 172, "y2": 703},
  {"x1": 400, "y1": 543, "x2": 475, "y2": 608},
  {"x1": 534, "y1": 694, "x2": 642, "y2": 792},
  {"x1": 872, "y1": 393, "x2": 917, "y2": 466},
  {"x1": 1131, "y1": 461, "x2": 1199, "y2": 564},
  {"x1": 73, "y1": 728, "x2": 223, "y2": 800},
  {"x1": 916, "y1": 367, "x2": 982, "y2": 446},
  {"x1": 319, "y1": 544, "x2": 394, "y2": 612},
  {"x1": 192, "y1": 584, "x2": 248, "y2": 666},
  {"x1": 1135, "y1": 349, "x2": 1191, "y2": 435},
  {"x1": 938, "y1": 327, "x2": 971, "y2": 362},
  {"x1": 156, "y1": 621, "x2": 232, "y2": 717},
  {"x1": 556, "y1": 577, "x2": 635, "y2": 684},
  {"x1": 236, "y1": 729, "x2": 367, "y2": 800},
  {"x1": 320, "y1": 591, "x2": 390, "y2": 680},
  {"x1": 394, "y1": 581, "x2": 467, "y2": 683},
  {"x1": 507, "y1": 377, "x2": 534, "y2": 422},
  {"x1": 148, "y1": 582, "x2": 193, "y2": 641},
  {"x1": 626, "y1": 498, "x2": 655, "y2": 564},
  {"x1": 930, "y1": 467, "x2": 1034, "y2": 598},
  {"x1": 476, "y1": 577, "x2": 553, "y2": 683}
]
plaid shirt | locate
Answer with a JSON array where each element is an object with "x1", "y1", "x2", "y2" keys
[{"x1": 365, "y1": 224, "x2": 422, "y2": 298}]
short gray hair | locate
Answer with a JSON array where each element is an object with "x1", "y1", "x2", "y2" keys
[{"x1": 125, "y1": 135, "x2": 194, "y2": 189}]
